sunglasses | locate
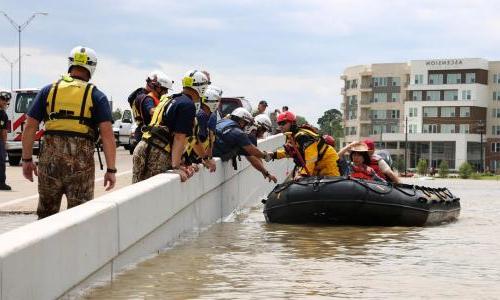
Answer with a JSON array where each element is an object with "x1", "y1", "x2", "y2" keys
[{"x1": 277, "y1": 121, "x2": 287, "y2": 126}]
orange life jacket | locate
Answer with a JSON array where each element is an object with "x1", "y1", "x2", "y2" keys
[
  {"x1": 369, "y1": 154, "x2": 387, "y2": 179},
  {"x1": 350, "y1": 164, "x2": 376, "y2": 180}
]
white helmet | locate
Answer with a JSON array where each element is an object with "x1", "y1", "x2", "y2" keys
[
  {"x1": 147, "y1": 70, "x2": 174, "y2": 90},
  {"x1": 203, "y1": 86, "x2": 222, "y2": 112},
  {"x1": 231, "y1": 107, "x2": 253, "y2": 124},
  {"x1": 254, "y1": 114, "x2": 272, "y2": 132},
  {"x1": 182, "y1": 70, "x2": 210, "y2": 96},
  {"x1": 68, "y1": 46, "x2": 97, "y2": 78}
]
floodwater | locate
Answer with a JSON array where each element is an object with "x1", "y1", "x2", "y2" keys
[{"x1": 86, "y1": 179, "x2": 500, "y2": 299}]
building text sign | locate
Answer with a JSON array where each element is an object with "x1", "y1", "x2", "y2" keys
[{"x1": 425, "y1": 59, "x2": 463, "y2": 66}]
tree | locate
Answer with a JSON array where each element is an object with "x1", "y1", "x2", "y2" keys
[
  {"x1": 112, "y1": 108, "x2": 122, "y2": 121},
  {"x1": 416, "y1": 159, "x2": 427, "y2": 175},
  {"x1": 438, "y1": 160, "x2": 449, "y2": 178},
  {"x1": 317, "y1": 109, "x2": 343, "y2": 138},
  {"x1": 458, "y1": 162, "x2": 473, "y2": 179},
  {"x1": 393, "y1": 157, "x2": 405, "y2": 173},
  {"x1": 296, "y1": 115, "x2": 308, "y2": 126}
]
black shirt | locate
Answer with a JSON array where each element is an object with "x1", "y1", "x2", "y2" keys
[{"x1": 0, "y1": 109, "x2": 8, "y2": 141}]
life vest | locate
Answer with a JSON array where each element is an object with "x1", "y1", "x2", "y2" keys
[
  {"x1": 141, "y1": 94, "x2": 175, "y2": 153},
  {"x1": 369, "y1": 154, "x2": 387, "y2": 179},
  {"x1": 44, "y1": 75, "x2": 95, "y2": 139},
  {"x1": 130, "y1": 89, "x2": 160, "y2": 125},
  {"x1": 350, "y1": 164, "x2": 376, "y2": 180}
]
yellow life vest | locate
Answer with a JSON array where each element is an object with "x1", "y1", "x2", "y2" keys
[
  {"x1": 45, "y1": 75, "x2": 95, "y2": 138},
  {"x1": 142, "y1": 95, "x2": 174, "y2": 152}
]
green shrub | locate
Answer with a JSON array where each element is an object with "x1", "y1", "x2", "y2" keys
[
  {"x1": 458, "y1": 162, "x2": 473, "y2": 179},
  {"x1": 438, "y1": 160, "x2": 449, "y2": 178},
  {"x1": 416, "y1": 159, "x2": 428, "y2": 175},
  {"x1": 470, "y1": 172, "x2": 481, "y2": 180}
]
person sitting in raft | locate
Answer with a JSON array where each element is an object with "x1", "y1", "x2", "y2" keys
[{"x1": 337, "y1": 141, "x2": 386, "y2": 182}]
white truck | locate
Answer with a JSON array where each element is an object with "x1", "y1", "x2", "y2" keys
[
  {"x1": 112, "y1": 109, "x2": 134, "y2": 150},
  {"x1": 5, "y1": 88, "x2": 42, "y2": 166}
]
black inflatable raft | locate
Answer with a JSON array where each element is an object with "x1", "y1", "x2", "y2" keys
[{"x1": 263, "y1": 176, "x2": 460, "y2": 226}]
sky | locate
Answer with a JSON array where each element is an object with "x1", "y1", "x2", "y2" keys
[{"x1": 1, "y1": 0, "x2": 500, "y2": 125}]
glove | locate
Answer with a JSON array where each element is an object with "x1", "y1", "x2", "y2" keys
[{"x1": 263, "y1": 151, "x2": 273, "y2": 162}]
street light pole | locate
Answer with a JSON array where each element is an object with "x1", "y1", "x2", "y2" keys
[
  {"x1": 1, "y1": 11, "x2": 48, "y2": 88},
  {"x1": 1, "y1": 53, "x2": 30, "y2": 90},
  {"x1": 404, "y1": 115, "x2": 408, "y2": 176},
  {"x1": 477, "y1": 120, "x2": 485, "y2": 173}
]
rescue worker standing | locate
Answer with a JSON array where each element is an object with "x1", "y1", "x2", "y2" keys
[
  {"x1": 0, "y1": 90, "x2": 11, "y2": 191},
  {"x1": 128, "y1": 71, "x2": 174, "y2": 141},
  {"x1": 132, "y1": 70, "x2": 209, "y2": 183},
  {"x1": 213, "y1": 108, "x2": 277, "y2": 183},
  {"x1": 21, "y1": 46, "x2": 116, "y2": 219},
  {"x1": 267, "y1": 111, "x2": 340, "y2": 179}
]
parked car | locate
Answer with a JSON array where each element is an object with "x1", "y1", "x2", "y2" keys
[
  {"x1": 112, "y1": 109, "x2": 134, "y2": 149},
  {"x1": 127, "y1": 122, "x2": 138, "y2": 155},
  {"x1": 5, "y1": 88, "x2": 41, "y2": 166}
]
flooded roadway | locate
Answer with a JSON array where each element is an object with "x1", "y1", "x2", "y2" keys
[{"x1": 83, "y1": 178, "x2": 500, "y2": 299}]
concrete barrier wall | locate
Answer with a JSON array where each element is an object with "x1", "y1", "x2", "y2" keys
[{"x1": 0, "y1": 134, "x2": 289, "y2": 300}]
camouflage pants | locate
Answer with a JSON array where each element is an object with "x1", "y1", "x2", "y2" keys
[
  {"x1": 37, "y1": 135, "x2": 95, "y2": 219},
  {"x1": 132, "y1": 140, "x2": 172, "y2": 183}
]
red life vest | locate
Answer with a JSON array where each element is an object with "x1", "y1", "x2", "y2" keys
[
  {"x1": 148, "y1": 92, "x2": 160, "y2": 106},
  {"x1": 369, "y1": 154, "x2": 386, "y2": 179},
  {"x1": 350, "y1": 164, "x2": 376, "y2": 180}
]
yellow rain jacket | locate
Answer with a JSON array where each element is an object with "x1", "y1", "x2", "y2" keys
[{"x1": 275, "y1": 128, "x2": 340, "y2": 177}]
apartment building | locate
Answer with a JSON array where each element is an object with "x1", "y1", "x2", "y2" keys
[{"x1": 341, "y1": 58, "x2": 500, "y2": 171}]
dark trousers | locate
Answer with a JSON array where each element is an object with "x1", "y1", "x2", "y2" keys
[{"x1": 0, "y1": 141, "x2": 6, "y2": 184}]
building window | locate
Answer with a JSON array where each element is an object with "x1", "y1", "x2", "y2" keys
[
  {"x1": 444, "y1": 90, "x2": 458, "y2": 101},
  {"x1": 390, "y1": 110, "x2": 400, "y2": 119},
  {"x1": 371, "y1": 110, "x2": 387, "y2": 119},
  {"x1": 441, "y1": 124, "x2": 456, "y2": 133},
  {"x1": 426, "y1": 91, "x2": 441, "y2": 101},
  {"x1": 390, "y1": 125, "x2": 399, "y2": 133},
  {"x1": 494, "y1": 91, "x2": 500, "y2": 101},
  {"x1": 492, "y1": 126, "x2": 500, "y2": 135},
  {"x1": 492, "y1": 142, "x2": 500, "y2": 152},
  {"x1": 409, "y1": 107, "x2": 418, "y2": 117},
  {"x1": 423, "y1": 107, "x2": 438, "y2": 117},
  {"x1": 441, "y1": 107, "x2": 456, "y2": 117},
  {"x1": 349, "y1": 95, "x2": 358, "y2": 105},
  {"x1": 390, "y1": 93, "x2": 400, "y2": 102},
  {"x1": 409, "y1": 124, "x2": 417, "y2": 133},
  {"x1": 461, "y1": 90, "x2": 471, "y2": 100},
  {"x1": 447, "y1": 73, "x2": 461, "y2": 84},
  {"x1": 494, "y1": 74, "x2": 500, "y2": 84},
  {"x1": 460, "y1": 124, "x2": 470, "y2": 133},
  {"x1": 414, "y1": 74, "x2": 424, "y2": 84},
  {"x1": 428, "y1": 74, "x2": 443, "y2": 85},
  {"x1": 352, "y1": 79, "x2": 358, "y2": 88},
  {"x1": 412, "y1": 91, "x2": 422, "y2": 101},
  {"x1": 373, "y1": 93, "x2": 387, "y2": 103},
  {"x1": 391, "y1": 77, "x2": 401, "y2": 86},
  {"x1": 423, "y1": 124, "x2": 438, "y2": 133},
  {"x1": 372, "y1": 125, "x2": 384, "y2": 134},
  {"x1": 373, "y1": 77, "x2": 388, "y2": 87},
  {"x1": 465, "y1": 73, "x2": 476, "y2": 84},
  {"x1": 492, "y1": 108, "x2": 500, "y2": 118},
  {"x1": 460, "y1": 107, "x2": 470, "y2": 117}
]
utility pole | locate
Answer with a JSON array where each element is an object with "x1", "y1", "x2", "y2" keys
[
  {"x1": 1, "y1": 11, "x2": 48, "y2": 88},
  {"x1": 404, "y1": 115, "x2": 408, "y2": 176},
  {"x1": 1, "y1": 53, "x2": 30, "y2": 90}
]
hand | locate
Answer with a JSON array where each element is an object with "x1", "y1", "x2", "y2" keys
[
  {"x1": 263, "y1": 171, "x2": 277, "y2": 183},
  {"x1": 263, "y1": 151, "x2": 273, "y2": 162},
  {"x1": 203, "y1": 158, "x2": 216, "y2": 172},
  {"x1": 294, "y1": 174, "x2": 303, "y2": 181},
  {"x1": 104, "y1": 172, "x2": 116, "y2": 191},
  {"x1": 190, "y1": 164, "x2": 200, "y2": 173},
  {"x1": 22, "y1": 161, "x2": 38, "y2": 182},
  {"x1": 173, "y1": 168, "x2": 189, "y2": 182}
]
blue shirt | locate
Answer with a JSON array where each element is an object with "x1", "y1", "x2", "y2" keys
[
  {"x1": 213, "y1": 119, "x2": 253, "y2": 157},
  {"x1": 196, "y1": 109, "x2": 210, "y2": 142},
  {"x1": 208, "y1": 112, "x2": 217, "y2": 133},
  {"x1": 164, "y1": 94, "x2": 196, "y2": 136},
  {"x1": 28, "y1": 81, "x2": 112, "y2": 125},
  {"x1": 141, "y1": 96, "x2": 155, "y2": 126}
]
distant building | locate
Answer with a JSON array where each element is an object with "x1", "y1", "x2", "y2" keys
[{"x1": 341, "y1": 58, "x2": 500, "y2": 171}]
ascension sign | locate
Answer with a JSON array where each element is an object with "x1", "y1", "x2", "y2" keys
[{"x1": 425, "y1": 59, "x2": 463, "y2": 66}]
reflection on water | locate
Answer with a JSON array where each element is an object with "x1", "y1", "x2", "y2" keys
[{"x1": 86, "y1": 179, "x2": 500, "y2": 299}]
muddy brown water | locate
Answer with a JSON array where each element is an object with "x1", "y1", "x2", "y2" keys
[{"x1": 81, "y1": 179, "x2": 500, "y2": 298}]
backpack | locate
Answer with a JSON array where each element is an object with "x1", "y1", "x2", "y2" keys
[{"x1": 127, "y1": 87, "x2": 148, "y2": 123}]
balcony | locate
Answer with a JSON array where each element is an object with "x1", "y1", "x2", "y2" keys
[
  {"x1": 360, "y1": 84, "x2": 372, "y2": 92},
  {"x1": 360, "y1": 69, "x2": 372, "y2": 76},
  {"x1": 341, "y1": 87, "x2": 346, "y2": 95}
]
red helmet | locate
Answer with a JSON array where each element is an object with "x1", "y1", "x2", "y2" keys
[{"x1": 277, "y1": 111, "x2": 296, "y2": 123}]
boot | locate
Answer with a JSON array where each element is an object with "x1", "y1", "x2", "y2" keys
[{"x1": 0, "y1": 183, "x2": 12, "y2": 191}]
